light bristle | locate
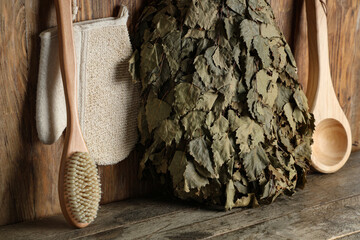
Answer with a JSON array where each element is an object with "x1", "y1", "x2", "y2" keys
[{"x1": 64, "y1": 152, "x2": 101, "y2": 223}]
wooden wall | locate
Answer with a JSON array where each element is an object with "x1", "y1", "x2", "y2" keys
[{"x1": 0, "y1": 0, "x2": 359, "y2": 226}]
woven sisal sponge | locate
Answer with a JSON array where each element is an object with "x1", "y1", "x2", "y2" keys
[{"x1": 36, "y1": 6, "x2": 139, "y2": 165}]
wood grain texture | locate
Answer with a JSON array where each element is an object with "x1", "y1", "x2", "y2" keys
[
  {"x1": 1, "y1": 151, "x2": 360, "y2": 239},
  {"x1": 209, "y1": 196, "x2": 360, "y2": 240},
  {"x1": 0, "y1": 0, "x2": 37, "y2": 225},
  {"x1": 338, "y1": 232, "x2": 360, "y2": 240},
  {"x1": 0, "y1": 0, "x2": 359, "y2": 226},
  {"x1": 327, "y1": 0, "x2": 360, "y2": 151}
]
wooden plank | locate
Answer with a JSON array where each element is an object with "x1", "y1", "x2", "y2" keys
[
  {"x1": 0, "y1": 198, "x2": 186, "y2": 240},
  {"x1": 23, "y1": 0, "x2": 64, "y2": 224},
  {"x1": 348, "y1": 4, "x2": 360, "y2": 151},
  {"x1": 327, "y1": 1, "x2": 360, "y2": 151},
  {"x1": 268, "y1": 0, "x2": 297, "y2": 43},
  {"x1": 0, "y1": 0, "x2": 31, "y2": 226},
  {"x1": 292, "y1": 0, "x2": 309, "y2": 93},
  {"x1": 1, "y1": 152, "x2": 360, "y2": 239},
  {"x1": 336, "y1": 232, "x2": 360, "y2": 240},
  {"x1": 209, "y1": 195, "x2": 360, "y2": 240}
]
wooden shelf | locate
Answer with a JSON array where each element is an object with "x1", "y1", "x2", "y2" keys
[{"x1": 1, "y1": 152, "x2": 360, "y2": 239}]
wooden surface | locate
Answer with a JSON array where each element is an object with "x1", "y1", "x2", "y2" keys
[
  {"x1": 0, "y1": 0, "x2": 360, "y2": 226},
  {"x1": 1, "y1": 151, "x2": 360, "y2": 239},
  {"x1": 306, "y1": 0, "x2": 352, "y2": 173}
]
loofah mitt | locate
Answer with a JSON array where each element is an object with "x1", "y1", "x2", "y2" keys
[
  {"x1": 36, "y1": 6, "x2": 139, "y2": 165},
  {"x1": 129, "y1": 0, "x2": 315, "y2": 209}
]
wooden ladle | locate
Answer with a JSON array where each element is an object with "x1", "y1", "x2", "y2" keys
[{"x1": 305, "y1": 0, "x2": 352, "y2": 173}]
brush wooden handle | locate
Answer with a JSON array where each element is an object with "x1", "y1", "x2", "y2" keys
[
  {"x1": 55, "y1": 0, "x2": 89, "y2": 228},
  {"x1": 55, "y1": 0, "x2": 79, "y2": 131},
  {"x1": 305, "y1": 0, "x2": 352, "y2": 173}
]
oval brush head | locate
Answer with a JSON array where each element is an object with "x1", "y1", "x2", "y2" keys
[{"x1": 64, "y1": 152, "x2": 101, "y2": 224}]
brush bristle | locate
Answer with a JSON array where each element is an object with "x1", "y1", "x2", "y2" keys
[{"x1": 64, "y1": 152, "x2": 101, "y2": 223}]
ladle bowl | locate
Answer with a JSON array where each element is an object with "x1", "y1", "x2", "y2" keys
[{"x1": 312, "y1": 118, "x2": 350, "y2": 172}]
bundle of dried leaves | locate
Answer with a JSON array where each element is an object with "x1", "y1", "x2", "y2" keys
[{"x1": 129, "y1": 0, "x2": 314, "y2": 209}]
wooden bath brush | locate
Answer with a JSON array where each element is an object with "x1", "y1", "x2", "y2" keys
[
  {"x1": 55, "y1": 0, "x2": 101, "y2": 228},
  {"x1": 306, "y1": 0, "x2": 352, "y2": 173}
]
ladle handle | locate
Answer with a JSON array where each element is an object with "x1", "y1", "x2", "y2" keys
[{"x1": 305, "y1": 0, "x2": 334, "y2": 111}]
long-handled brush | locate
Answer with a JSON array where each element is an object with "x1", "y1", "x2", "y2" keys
[{"x1": 55, "y1": 0, "x2": 101, "y2": 228}]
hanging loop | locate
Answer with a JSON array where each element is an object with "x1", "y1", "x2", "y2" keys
[
  {"x1": 72, "y1": 0, "x2": 79, "y2": 21},
  {"x1": 319, "y1": 0, "x2": 327, "y2": 16}
]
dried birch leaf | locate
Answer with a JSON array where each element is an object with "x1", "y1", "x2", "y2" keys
[
  {"x1": 184, "y1": 0, "x2": 219, "y2": 30},
  {"x1": 174, "y1": 83, "x2": 201, "y2": 115},
  {"x1": 243, "y1": 145, "x2": 270, "y2": 182},
  {"x1": 235, "y1": 116, "x2": 264, "y2": 153},
  {"x1": 145, "y1": 95, "x2": 172, "y2": 132},
  {"x1": 189, "y1": 137, "x2": 217, "y2": 178},
  {"x1": 240, "y1": 19, "x2": 259, "y2": 51},
  {"x1": 226, "y1": 0, "x2": 246, "y2": 15},
  {"x1": 184, "y1": 161, "x2": 209, "y2": 192},
  {"x1": 155, "y1": 119, "x2": 182, "y2": 146},
  {"x1": 225, "y1": 180, "x2": 235, "y2": 210}
]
